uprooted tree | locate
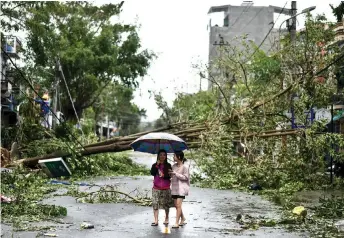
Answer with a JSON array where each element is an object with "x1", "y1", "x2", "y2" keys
[
  {"x1": 0, "y1": 1, "x2": 154, "y2": 159},
  {"x1": 156, "y1": 15, "x2": 344, "y2": 190},
  {"x1": 10, "y1": 16, "x2": 344, "y2": 182}
]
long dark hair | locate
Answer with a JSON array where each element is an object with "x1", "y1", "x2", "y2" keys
[
  {"x1": 174, "y1": 151, "x2": 187, "y2": 164},
  {"x1": 157, "y1": 149, "x2": 170, "y2": 176}
]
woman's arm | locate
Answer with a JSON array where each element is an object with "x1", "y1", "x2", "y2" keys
[
  {"x1": 174, "y1": 165, "x2": 189, "y2": 181},
  {"x1": 150, "y1": 163, "x2": 158, "y2": 176}
]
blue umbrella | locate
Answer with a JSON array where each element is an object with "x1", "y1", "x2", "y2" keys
[{"x1": 130, "y1": 132, "x2": 188, "y2": 154}]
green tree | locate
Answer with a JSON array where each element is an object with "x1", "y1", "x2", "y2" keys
[
  {"x1": 93, "y1": 82, "x2": 146, "y2": 136},
  {"x1": 154, "y1": 118, "x2": 167, "y2": 129},
  {"x1": 175, "y1": 15, "x2": 343, "y2": 192},
  {"x1": 330, "y1": 2, "x2": 344, "y2": 22},
  {"x1": 24, "y1": 1, "x2": 154, "y2": 120},
  {"x1": 0, "y1": 1, "x2": 35, "y2": 32}
]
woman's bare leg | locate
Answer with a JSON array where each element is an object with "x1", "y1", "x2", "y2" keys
[
  {"x1": 153, "y1": 209, "x2": 158, "y2": 224},
  {"x1": 174, "y1": 198, "x2": 183, "y2": 227},
  {"x1": 180, "y1": 211, "x2": 186, "y2": 224},
  {"x1": 164, "y1": 208, "x2": 169, "y2": 224}
]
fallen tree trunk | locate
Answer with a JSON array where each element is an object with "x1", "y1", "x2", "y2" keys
[
  {"x1": 10, "y1": 128, "x2": 300, "y2": 168},
  {"x1": 83, "y1": 124, "x2": 178, "y2": 148},
  {"x1": 11, "y1": 85, "x2": 300, "y2": 168},
  {"x1": 83, "y1": 124, "x2": 207, "y2": 149},
  {"x1": 11, "y1": 137, "x2": 202, "y2": 168},
  {"x1": 233, "y1": 130, "x2": 300, "y2": 139},
  {"x1": 14, "y1": 143, "x2": 132, "y2": 168}
]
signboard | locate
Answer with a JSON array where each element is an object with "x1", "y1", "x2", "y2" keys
[
  {"x1": 288, "y1": 109, "x2": 315, "y2": 129},
  {"x1": 315, "y1": 108, "x2": 332, "y2": 123},
  {"x1": 38, "y1": 157, "x2": 72, "y2": 178},
  {"x1": 4, "y1": 36, "x2": 22, "y2": 58}
]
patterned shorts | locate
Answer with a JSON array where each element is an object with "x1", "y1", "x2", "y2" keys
[{"x1": 152, "y1": 189, "x2": 174, "y2": 210}]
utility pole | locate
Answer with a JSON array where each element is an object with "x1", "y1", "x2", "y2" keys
[
  {"x1": 290, "y1": 1, "x2": 297, "y2": 42},
  {"x1": 199, "y1": 74, "x2": 202, "y2": 92},
  {"x1": 52, "y1": 58, "x2": 59, "y2": 129},
  {"x1": 213, "y1": 34, "x2": 229, "y2": 108},
  {"x1": 330, "y1": 96, "x2": 334, "y2": 184},
  {"x1": 106, "y1": 115, "x2": 110, "y2": 139},
  {"x1": 289, "y1": 1, "x2": 297, "y2": 129},
  {"x1": 100, "y1": 104, "x2": 104, "y2": 141}
]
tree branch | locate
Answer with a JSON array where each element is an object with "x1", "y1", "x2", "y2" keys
[
  {"x1": 82, "y1": 81, "x2": 111, "y2": 109},
  {"x1": 224, "y1": 49, "x2": 252, "y2": 95},
  {"x1": 203, "y1": 72, "x2": 230, "y2": 108}
]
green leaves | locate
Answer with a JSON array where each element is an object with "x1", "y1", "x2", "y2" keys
[
  {"x1": 1, "y1": 169, "x2": 66, "y2": 225},
  {"x1": 330, "y1": 2, "x2": 344, "y2": 22},
  {"x1": 23, "y1": 1, "x2": 153, "y2": 119},
  {"x1": 92, "y1": 82, "x2": 146, "y2": 136},
  {"x1": 0, "y1": 1, "x2": 35, "y2": 32},
  {"x1": 315, "y1": 195, "x2": 344, "y2": 219},
  {"x1": 154, "y1": 90, "x2": 217, "y2": 124},
  {"x1": 250, "y1": 50, "x2": 281, "y2": 85}
]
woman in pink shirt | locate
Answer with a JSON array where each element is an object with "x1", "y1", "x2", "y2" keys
[
  {"x1": 169, "y1": 151, "x2": 190, "y2": 228},
  {"x1": 150, "y1": 149, "x2": 172, "y2": 226}
]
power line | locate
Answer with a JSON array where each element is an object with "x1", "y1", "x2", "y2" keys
[
  {"x1": 248, "y1": 1, "x2": 288, "y2": 61},
  {"x1": 58, "y1": 59, "x2": 85, "y2": 138},
  {"x1": 227, "y1": 3, "x2": 252, "y2": 31},
  {"x1": 240, "y1": 7, "x2": 264, "y2": 32},
  {"x1": 1, "y1": 48, "x2": 89, "y2": 154},
  {"x1": 315, "y1": 51, "x2": 344, "y2": 77},
  {"x1": 0, "y1": 71, "x2": 82, "y2": 156}
]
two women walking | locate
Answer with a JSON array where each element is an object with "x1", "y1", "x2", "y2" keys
[{"x1": 150, "y1": 149, "x2": 190, "y2": 228}]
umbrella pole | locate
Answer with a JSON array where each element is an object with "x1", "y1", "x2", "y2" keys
[{"x1": 156, "y1": 139, "x2": 161, "y2": 154}]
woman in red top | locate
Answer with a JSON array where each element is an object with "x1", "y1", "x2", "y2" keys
[{"x1": 150, "y1": 149, "x2": 172, "y2": 226}]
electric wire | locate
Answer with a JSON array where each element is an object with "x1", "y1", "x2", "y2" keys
[
  {"x1": 1, "y1": 48, "x2": 90, "y2": 154},
  {"x1": 247, "y1": 1, "x2": 288, "y2": 61},
  {"x1": 0, "y1": 71, "x2": 82, "y2": 157},
  {"x1": 240, "y1": 7, "x2": 264, "y2": 32},
  {"x1": 58, "y1": 59, "x2": 85, "y2": 139},
  {"x1": 227, "y1": 3, "x2": 252, "y2": 31},
  {"x1": 1, "y1": 56, "x2": 151, "y2": 149}
]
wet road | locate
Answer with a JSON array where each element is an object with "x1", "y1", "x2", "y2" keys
[{"x1": 1, "y1": 152, "x2": 306, "y2": 237}]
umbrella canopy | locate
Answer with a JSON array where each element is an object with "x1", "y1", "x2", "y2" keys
[{"x1": 130, "y1": 132, "x2": 188, "y2": 154}]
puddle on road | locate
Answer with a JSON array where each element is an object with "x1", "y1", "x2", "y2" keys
[{"x1": 159, "y1": 224, "x2": 171, "y2": 234}]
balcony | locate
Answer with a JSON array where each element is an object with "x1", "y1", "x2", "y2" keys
[{"x1": 334, "y1": 21, "x2": 344, "y2": 43}]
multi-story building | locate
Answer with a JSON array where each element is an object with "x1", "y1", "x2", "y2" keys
[
  {"x1": 1, "y1": 36, "x2": 21, "y2": 128},
  {"x1": 207, "y1": 1, "x2": 292, "y2": 89}
]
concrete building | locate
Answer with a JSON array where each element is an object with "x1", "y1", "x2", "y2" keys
[
  {"x1": 207, "y1": 1, "x2": 292, "y2": 89},
  {"x1": 1, "y1": 36, "x2": 22, "y2": 128}
]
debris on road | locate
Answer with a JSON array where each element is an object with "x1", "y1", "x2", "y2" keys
[
  {"x1": 44, "y1": 233, "x2": 58, "y2": 237},
  {"x1": 1, "y1": 194, "x2": 14, "y2": 203},
  {"x1": 81, "y1": 222, "x2": 94, "y2": 229},
  {"x1": 236, "y1": 214, "x2": 242, "y2": 221},
  {"x1": 48, "y1": 180, "x2": 91, "y2": 186},
  {"x1": 292, "y1": 206, "x2": 307, "y2": 217},
  {"x1": 249, "y1": 182, "x2": 262, "y2": 190},
  {"x1": 0, "y1": 168, "x2": 13, "y2": 173},
  {"x1": 335, "y1": 220, "x2": 344, "y2": 232},
  {"x1": 73, "y1": 184, "x2": 152, "y2": 206}
]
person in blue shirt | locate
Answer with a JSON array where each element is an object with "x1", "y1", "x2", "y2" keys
[{"x1": 34, "y1": 93, "x2": 50, "y2": 128}]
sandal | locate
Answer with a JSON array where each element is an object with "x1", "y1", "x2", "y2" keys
[
  {"x1": 163, "y1": 221, "x2": 169, "y2": 225},
  {"x1": 179, "y1": 221, "x2": 187, "y2": 226},
  {"x1": 172, "y1": 225, "x2": 179, "y2": 229},
  {"x1": 151, "y1": 222, "x2": 158, "y2": 226}
]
